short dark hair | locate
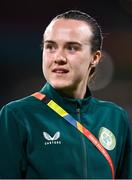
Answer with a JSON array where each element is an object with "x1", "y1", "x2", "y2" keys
[{"x1": 53, "y1": 10, "x2": 103, "y2": 53}]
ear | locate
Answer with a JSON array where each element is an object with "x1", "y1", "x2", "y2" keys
[{"x1": 90, "y1": 50, "x2": 102, "y2": 67}]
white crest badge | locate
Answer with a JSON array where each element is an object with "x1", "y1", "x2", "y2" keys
[{"x1": 99, "y1": 127, "x2": 116, "y2": 150}]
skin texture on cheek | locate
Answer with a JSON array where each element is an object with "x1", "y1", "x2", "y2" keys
[{"x1": 43, "y1": 55, "x2": 92, "y2": 99}]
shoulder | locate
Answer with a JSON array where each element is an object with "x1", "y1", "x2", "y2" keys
[
  {"x1": 92, "y1": 97, "x2": 125, "y2": 111},
  {"x1": 91, "y1": 97, "x2": 128, "y2": 120},
  {"x1": 0, "y1": 94, "x2": 41, "y2": 113}
]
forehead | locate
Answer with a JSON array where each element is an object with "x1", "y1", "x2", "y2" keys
[{"x1": 44, "y1": 19, "x2": 93, "y2": 43}]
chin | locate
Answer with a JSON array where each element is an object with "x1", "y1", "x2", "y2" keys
[{"x1": 50, "y1": 81, "x2": 71, "y2": 90}]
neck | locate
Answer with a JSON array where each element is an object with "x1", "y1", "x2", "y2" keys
[{"x1": 57, "y1": 85, "x2": 87, "y2": 99}]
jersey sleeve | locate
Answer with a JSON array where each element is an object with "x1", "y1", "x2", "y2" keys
[
  {"x1": 116, "y1": 110, "x2": 132, "y2": 178},
  {"x1": 0, "y1": 104, "x2": 27, "y2": 178}
]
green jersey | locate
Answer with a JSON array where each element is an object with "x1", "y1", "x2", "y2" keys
[{"x1": 0, "y1": 82, "x2": 132, "y2": 179}]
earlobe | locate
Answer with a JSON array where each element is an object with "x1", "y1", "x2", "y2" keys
[{"x1": 91, "y1": 60, "x2": 98, "y2": 67}]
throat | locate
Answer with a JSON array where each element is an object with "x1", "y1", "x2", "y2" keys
[{"x1": 57, "y1": 86, "x2": 87, "y2": 99}]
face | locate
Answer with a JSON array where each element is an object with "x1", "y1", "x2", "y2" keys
[{"x1": 42, "y1": 18, "x2": 101, "y2": 93}]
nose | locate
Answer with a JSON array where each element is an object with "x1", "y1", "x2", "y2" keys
[{"x1": 54, "y1": 50, "x2": 67, "y2": 64}]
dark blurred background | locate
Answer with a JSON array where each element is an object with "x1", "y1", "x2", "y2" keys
[{"x1": 0, "y1": 0, "x2": 132, "y2": 121}]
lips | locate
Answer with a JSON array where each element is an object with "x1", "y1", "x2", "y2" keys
[{"x1": 52, "y1": 68, "x2": 69, "y2": 74}]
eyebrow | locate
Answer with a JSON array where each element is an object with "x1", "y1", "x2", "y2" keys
[
  {"x1": 44, "y1": 40, "x2": 82, "y2": 46},
  {"x1": 44, "y1": 40, "x2": 56, "y2": 44}
]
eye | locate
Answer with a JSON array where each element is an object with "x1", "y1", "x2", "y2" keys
[
  {"x1": 67, "y1": 44, "x2": 80, "y2": 53},
  {"x1": 44, "y1": 43, "x2": 56, "y2": 53}
]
